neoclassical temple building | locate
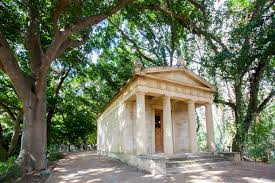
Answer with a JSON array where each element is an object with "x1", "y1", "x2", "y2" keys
[{"x1": 97, "y1": 65, "x2": 216, "y2": 174}]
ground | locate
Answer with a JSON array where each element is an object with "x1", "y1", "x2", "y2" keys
[{"x1": 46, "y1": 151, "x2": 275, "y2": 183}]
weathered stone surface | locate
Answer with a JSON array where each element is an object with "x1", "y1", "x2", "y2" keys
[{"x1": 97, "y1": 66, "x2": 217, "y2": 173}]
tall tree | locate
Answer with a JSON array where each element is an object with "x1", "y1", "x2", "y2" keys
[
  {"x1": 0, "y1": 0, "x2": 133, "y2": 172},
  {"x1": 201, "y1": 0, "x2": 275, "y2": 152}
]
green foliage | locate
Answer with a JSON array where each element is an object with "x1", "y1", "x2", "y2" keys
[
  {"x1": 47, "y1": 145, "x2": 65, "y2": 162},
  {"x1": 0, "y1": 0, "x2": 274, "y2": 166},
  {"x1": 0, "y1": 156, "x2": 21, "y2": 182},
  {"x1": 87, "y1": 132, "x2": 97, "y2": 145},
  {"x1": 245, "y1": 106, "x2": 275, "y2": 162},
  {"x1": 197, "y1": 129, "x2": 208, "y2": 152}
]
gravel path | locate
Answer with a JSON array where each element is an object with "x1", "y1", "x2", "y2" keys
[{"x1": 46, "y1": 151, "x2": 275, "y2": 183}]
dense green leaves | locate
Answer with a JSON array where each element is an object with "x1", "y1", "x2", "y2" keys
[{"x1": 0, "y1": 0, "x2": 274, "y2": 167}]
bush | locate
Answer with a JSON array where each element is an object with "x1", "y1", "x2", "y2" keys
[
  {"x1": 47, "y1": 145, "x2": 65, "y2": 162},
  {"x1": 245, "y1": 106, "x2": 275, "y2": 163},
  {"x1": 48, "y1": 151, "x2": 64, "y2": 162},
  {"x1": 0, "y1": 156, "x2": 21, "y2": 182}
]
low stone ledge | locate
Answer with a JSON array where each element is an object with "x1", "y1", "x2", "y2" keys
[{"x1": 97, "y1": 151, "x2": 167, "y2": 175}]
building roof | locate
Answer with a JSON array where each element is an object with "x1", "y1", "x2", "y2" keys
[
  {"x1": 139, "y1": 66, "x2": 216, "y2": 91},
  {"x1": 97, "y1": 66, "x2": 216, "y2": 119}
]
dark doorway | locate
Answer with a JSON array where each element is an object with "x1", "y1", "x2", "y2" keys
[{"x1": 155, "y1": 110, "x2": 163, "y2": 153}]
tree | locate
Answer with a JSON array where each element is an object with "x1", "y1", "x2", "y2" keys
[
  {"x1": 114, "y1": 0, "x2": 275, "y2": 153},
  {"x1": 0, "y1": 74, "x2": 23, "y2": 161},
  {"x1": 0, "y1": 0, "x2": 133, "y2": 171},
  {"x1": 202, "y1": 0, "x2": 275, "y2": 152}
]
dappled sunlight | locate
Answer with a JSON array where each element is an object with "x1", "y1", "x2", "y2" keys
[
  {"x1": 86, "y1": 179, "x2": 102, "y2": 183},
  {"x1": 47, "y1": 151, "x2": 275, "y2": 183},
  {"x1": 59, "y1": 167, "x2": 115, "y2": 179},
  {"x1": 242, "y1": 177, "x2": 275, "y2": 183},
  {"x1": 54, "y1": 167, "x2": 69, "y2": 172}
]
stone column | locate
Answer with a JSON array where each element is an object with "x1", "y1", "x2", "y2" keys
[
  {"x1": 124, "y1": 102, "x2": 134, "y2": 154},
  {"x1": 188, "y1": 100, "x2": 197, "y2": 153},
  {"x1": 163, "y1": 96, "x2": 174, "y2": 155},
  {"x1": 136, "y1": 92, "x2": 147, "y2": 155},
  {"x1": 205, "y1": 103, "x2": 215, "y2": 152}
]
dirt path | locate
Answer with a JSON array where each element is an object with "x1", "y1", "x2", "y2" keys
[{"x1": 46, "y1": 151, "x2": 275, "y2": 183}]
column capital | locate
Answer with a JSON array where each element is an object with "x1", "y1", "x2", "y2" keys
[
  {"x1": 187, "y1": 99, "x2": 195, "y2": 104},
  {"x1": 136, "y1": 91, "x2": 145, "y2": 95},
  {"x1": 162, "y1": 95, "x2": 171, "y2": 100}
]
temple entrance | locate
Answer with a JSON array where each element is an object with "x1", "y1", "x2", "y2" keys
[{"x1": 155, "y1": 110, "x2": 163, "y2": 153}]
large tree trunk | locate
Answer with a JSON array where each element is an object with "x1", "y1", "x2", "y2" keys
[
  {"x1": 232, "y1": 131, "x2": 242, "y2": 152},
  {"x1": 17, "y1": 84, "x2": 47, "y2": 172}
]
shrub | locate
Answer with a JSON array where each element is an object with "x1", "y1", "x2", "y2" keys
[
  {"x1": 47, "y1": 145, "x2": 65, "y2": 162},
  {"x1": 0, "y1": 156, "x2": 21, "y2": 182}
]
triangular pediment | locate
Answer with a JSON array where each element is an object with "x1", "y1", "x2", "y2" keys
[{"x1": 140, "y1": 67, "x2": 215, "y2": 91}]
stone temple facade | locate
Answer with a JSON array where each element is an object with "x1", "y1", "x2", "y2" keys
[{"x1": 97, "y1": 66, "x2": 216, "y2": 174}]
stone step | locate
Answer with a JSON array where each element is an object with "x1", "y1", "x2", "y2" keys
[
  {"x1": 168, "y1": 154, "x2": 223, "y2": 161},
  {"x1": 166, "y1": 161, "x2": 234, "y2": 174},
  {"x1": 167, "y1": 152, "x2": 213, "y2": 158},
  {"x1": 166, "y1": 158, "x2": 227, "y2": 168},
  {"x1": 166, "y1": 159, "x2": 229, "y2": 168}
]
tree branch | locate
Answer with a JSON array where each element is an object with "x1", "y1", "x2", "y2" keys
[
  {"x1": 55, "y1": 33, "x2": 89, "y2": 58},
  {"x1": 53, "y1": 0, "x2": 70, "y2": 33},
  {"x1": 25, "y1": 1, "x2": 44, "y2": 76},
  {"x1": 0, "y1": 101, "x2": 16, "y2": 121},
  {"x1": 214, "y1": 98, "x2": 237, "y2": 111},
  {"x1": 47, "y1": 66, "x2": 72, "y2": 139},
  {"x1": 136, "y1": 4, "x2": 229, "y2": 53},
  {"x1": 54, "y1": 66, "x2": 71, "y2": 98},
  {"x1": 109, "y1": 20, "x2": 156, "y2": 64},
  {"x1": 45, "y1": 0, "x2": 133, "y2": 68},
  {"x1": 0, "y1": 33, "x2": 29, "y2": 99},
  {"x1": 68, "y1": 0, "x2": 134, "y2": 35},
  {"x1": 258, "y1": 89, "x2": 275, "y2": 113}
]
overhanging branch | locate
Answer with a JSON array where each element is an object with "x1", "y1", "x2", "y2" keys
[
  {"x1": 109, "y1": 20, "x2": 156, "y2": 64},
  {"x1": 258, "y1": 89, "x2": 275, "y2": 113},
  {"x1": 55, "y1": 33, "x2": 89, "y2": 58},
  {"x1": 0, "y1": 32, "x2": 29, "y2": 99},
  {"x1": 0, "y1": 101, "x2": 16, "y2": 121},
  {"x1": 68, "y1": 0, "x2": 134, "y2": 35},
  {"x1": 45, "y1": 0, "x2": 134, "y2": 67},
  {"x1": 214, "y1": 98, "x2": 237, "y2": 111},
  {"x1": 136, "y1": 4, "x2": 229, "y2": 53}
]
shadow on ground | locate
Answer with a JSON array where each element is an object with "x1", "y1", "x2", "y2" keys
[{"x1": 46, "y1": 151, "x2": 275, "y2": 183}]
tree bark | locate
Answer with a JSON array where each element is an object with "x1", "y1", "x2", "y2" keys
[
  {"x1": 17, "y1": 80, "x2": 47, "y2": 172},
  {"x1": 232, "y1": 132, "x2": 241, "y2": 152},
  {"x1": 231, "y1": 81, "x2": 244, "y2": 152}
]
